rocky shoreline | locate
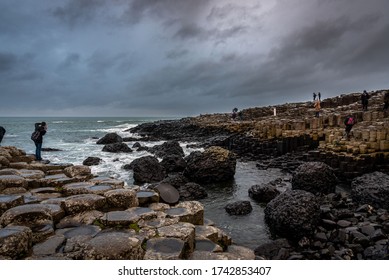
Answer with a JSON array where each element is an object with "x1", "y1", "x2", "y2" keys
[{"x1": 1, "y1": 90, "x2": 389, "y2": 260}]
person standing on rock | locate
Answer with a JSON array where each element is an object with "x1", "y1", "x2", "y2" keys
[
  {"x1": 313, "y1": 92, "x2": 317, "y2": 101},
  {"x1": 0, "y1": 126, "x2": 5, "y2": 145},
  {"x1": 383, "y1": 91, "x2": 389, "y2": 112},
  {"x1": 361, "y1": 90, "x2": 369, "y2": 111},
  {"x1": 318, "y1": 92, "x2": 321, "y2": 101},
  {"x1": 314, "y1": 99, "x2": 321, "y2": 117},
  {"x1": 344, "y1": 115, "x2": 355, "y2": 140},
  {"x1": 32, "y1": 122, "x2": 47, "y2": 161}
]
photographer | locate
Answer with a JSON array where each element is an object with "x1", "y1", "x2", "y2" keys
[{"x1": 33, "y1": 122, "x2": 47, "y2": 161}]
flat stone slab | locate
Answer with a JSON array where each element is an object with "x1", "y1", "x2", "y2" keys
[
  {"x1": 84, "y1": 184, "x2": 117, "y2": 195},
  {"x1": 126, "y1": 207, "x2": 157, "y2": 220},
  {"x1": 157, "y1": 223, "x2": 195, "y2": 254},
  {"x1": 136, "y1": 191, "x2": 159, "y2": 206},
  {"x1": 57, "y1": 225, "x2": 101, "y2": 239},
  {"x1": 0, "y1": 195, "x2": 24, "y2": 215},
  {"x1": 100, "y1": 211, "x2": 140, "y2": 226},
  {"x1": 195, "y1": 238, "x2": 223, "y2": 252},
  {"x1": 0, "y1": 204, "x2": 53, "y2": 227},
  {"x1": 63, "y1": 194, "x2": 106, "y2": 215},
  {"x1": 62, "y1": 182, "x2": 95, "y2": 196},
  {"x1": 56, "y1": 210, "x2": 104, "y2": 229},
  {"x1": 0, "y1": 175, "x2": 28, "y2": 192},
  {"x1": 18, "y1": 169, "x2": 45, "y2": 180},
  {"x1": 32, "y1": 234, "x2": 66, "y2": 256},
  {"x1": 195, "y1": 225, "x2": 219, "y2": 242},
  {"x1": 145, "y1": 237, "x2": 185, "y2": 260},
  {"x1": 104, "y1": 189, "x2": 138, "y2": 209},
  {"x1": 89, "y1": 177, "x2": 125, "y2": 188},
  {"x1": 85, "y1": 230, "x2": 144, "y2": 260},
  {"x1": 0, "y1": 225, "x2": 32, "y2": 259}
]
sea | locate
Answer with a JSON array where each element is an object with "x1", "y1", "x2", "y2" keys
[{"x1": 0, "y1": 116, "x2": 291, "y2": 249}]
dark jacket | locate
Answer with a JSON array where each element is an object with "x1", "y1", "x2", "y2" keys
[
  {"x1": 34, "y1": 123, "x2": 46, "y2": 144},
  {"x1": 0, "y1": 126, "x2": 5, "y2": 143}
]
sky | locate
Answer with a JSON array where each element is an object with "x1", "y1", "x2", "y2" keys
[{"x1": 1, "y1": 0, "x2": 389, "y2": 117}]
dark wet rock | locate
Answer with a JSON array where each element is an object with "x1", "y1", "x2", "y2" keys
[
  {"x1": 160, "y1": 155, "x2": 187, "y2": 173},
  {"x1": 104, "y1": 189, "x2": 138, "y2": 209},
  {"x1": 0, "y1": 175, "x2": 28, "y2": 193},
  {"x1": 178, "y1": 182, "x2": 208, "y2": 201},
  {"x1": 56, "y1": 210, "x2": 104, "y2": 229},
  {"x1": 157, "y1": 223, "x2": 195, "y2": 255},
  {"x1": 292, "y1": 162, "x2": 338, "y2": 195},
  {"x1": 136, "y1": 191, "x2": 159, "y2": 206},
  {"x1": 132, "y1": 142, "x2": 142, "y2": 149},
  {"x1": 102, "y1": 143, "x2": 132, "y2": 153},
  {"x1": 145, "y1": 237, "x2": 185, "y2": 260},
  {"x1": 265, "y1": 190, "x2": 320, "y2": 241},
  {"x1": 62, "y1": 194, "x2": 106, "y2": 215},
  {"x1": 100, "y1": 211, "x2": 140, "y2": 227},
  {"x1": 32, "y1": 234, "x2": 66, "y2": 257},
  {"x1": 96, "y1": 133, "x2": 123, "y2": 145},
  {"x1": 149, "y1": 141, "x2": 185, "y2": 158},
  {"x1": 0, "y1": 204, "x2": 53, "y2": 227},
  {"x1": 0, "y1": 225, "x2": 32, "y2": 259},
  {"x1": 248, "y1": 183, "x2": 280, "y2": 203},
  {"x1": 155, "y1": 183, "x2": 180, "y2": 204},
  {"x1": 84, "y1": 230, "x2": 144, "y2": 260},
  {"x1": 195, "y1": 238, "x2": 223, "y2": 252},
  {"x1": 160, "y1": 174, "x2": 190, "y2": 189},
  {"x1": 131, "y1": 156, "x2": 166, "y2": 184},
  {"x1": 83, "y1": 157, "x2": 102, "y2": 166},
  {"x1": 225, "y1": 200, "x2": 253, "y2": 215},
  {"x1": 184, "y1": 146, "x2": 236, "y2": 184},
  {"x1": 226, "y1": 245, "x2": 256, "y2": 260},
  {"x1": 41, "y1": 148, "x2": 62, "y2": 152},
  {"x1": 0, "y1": 195, "x2": 25, "y2": 215},
  {"x1": 351, "y1": 172, "x2": 389, "y2": 210}
]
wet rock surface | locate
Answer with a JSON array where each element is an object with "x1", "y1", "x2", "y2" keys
[{"x1": 0, "y1": 146, "x2": 252, "y2": 260}]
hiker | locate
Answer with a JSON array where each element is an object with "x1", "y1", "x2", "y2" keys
[
  {"x1": 314, "y1": 99, "x2": 321, "y2": 117},
  {"x1": 361, "y1": 90, "x2": 369, "y2": 111},
  {"x1": 33, "y1": 122, "x2": 47, "y2": 161},
  {"x1": 383, "y1": 91, "x2": 389, "y2": 112},
  {"x1": 0, "y1": 126, "x2": 5, "y2": 145},
  {"x1": 313, "y1": 92, "x2": 317, "y2": 101},
  {"x1": 318, "y1": 92, "x2": 321, "y2": 101},
  {"x1": 231, "y1": 108, "x2": 238, "y2": 121},
  {"x1": 344, "y1": 115, "x2": 355, "y2": 140}
]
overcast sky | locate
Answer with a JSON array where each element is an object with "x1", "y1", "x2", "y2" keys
[{"x1": 1, "y1": 0, "x2": 389, "y2": 117}]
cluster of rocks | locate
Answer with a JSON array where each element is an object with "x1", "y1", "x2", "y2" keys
[
  {"x1": 254, "y1": 162, "x2": 389, "y2": 260},
  {"x1": 0, "y1": 146, "x2": 254, "y2": 260}
]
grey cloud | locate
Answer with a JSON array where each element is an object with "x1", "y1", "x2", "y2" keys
[
  {"x1": 0, "y1": 52, "x2": 17, "y2": 72},
  {"x1": 57, "y1": 53, "x2": 81, "y2": 70},
  {"x1": 52, "y1": 0, "x2": 107, "y2": 27},
  {"x1": 166, "y1": 49, "x2": 189, "y2": 60}
]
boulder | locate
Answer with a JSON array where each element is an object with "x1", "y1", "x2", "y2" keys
[
  {"x1": 225, "y1": 201, "x2": 253, "y2": 215},
  {"x1": 292, "y1": 162, "x2": 338, "y2": 195},
  {"x1": 264, "y1": 190, "x2": 320, "y2": 241},
  {"x1": 178, "y1": 182, "x2": 208, "y2": 201},
  {"x1": 96, "y1": 133, "x2": 123, "y2": 144},
  {"x1": 160, "y1": 174, "x2": 190, "y2": 189},
  {"x1": 248, "y1": 183, "x2": 280, "y2": 203},
  {"x1": 155, "y1": 183, "x2": 180, "y2": 204},
  {"x1": 149, "y1": 141, "x2": 185, "y2": 158},
  {"x1": 184, "y1": 146, "x2": 236, "y2": 183},
  {"x1": 83, "y1": 157, "x2": 102, "y2": 166},
  {"x1": 160, "y1": 155, "x2": 187, "y2": 173},
  {"x1": 131, "y1": 156, "x2": 166, "y2": 184},
  {"x1": 102, "y1": 143, "x2": 132, "y2": 153},
  {"x1": 351, "y1": 172, "x2": 389, "y2": 210}
]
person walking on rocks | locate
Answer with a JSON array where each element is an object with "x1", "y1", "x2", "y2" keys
[
  {"x1": 361, "y1": 90, "x2": 369, "y2": 111},
  {"x1": 32, "y1": 122, "x2": 47, "y2": 161},
  {"x1": 314, "y1": 99, "x2": 321, "y2": 117},
  {"x1": 344, "y1": 115, "x2": 355, "y2": 140},
  {"x1": 0, "y1": 126, "x2": 5, "y2": 145},
  {"x1": 383, "y1": 91, "x2": 389, "y2": 112}
]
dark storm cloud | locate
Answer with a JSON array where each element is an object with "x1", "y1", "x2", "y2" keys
[
  {"x1": 0, "y1": 52, "x2": 17, "y2": 72},
  {"x1": 52, "y1": 0, "x2": 107, "y2": 27}
]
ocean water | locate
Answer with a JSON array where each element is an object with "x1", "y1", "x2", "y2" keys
[{"x1": 0, "y1": 117, "x2": 289, "y2": 249}]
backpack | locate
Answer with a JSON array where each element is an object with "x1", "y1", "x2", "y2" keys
[
  {"x1": 346, "y1": 117, "x2": 354, "y2": 125},
  {"x1": 31, "y1": 130, "x2": 40, "y2": 141}
]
